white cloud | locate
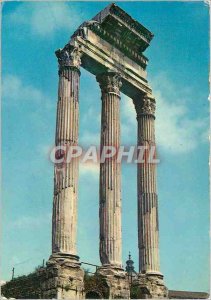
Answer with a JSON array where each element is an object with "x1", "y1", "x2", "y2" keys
[
  {"x1": 2, "y1": 73, "x2": 54, "y2": 113},
  {"x1": 155, "y1": 90, "x2": 207, "y2": 153},
  {"x1": 121, "y1": 96, "x2": 137, "y2": 145},
  {"x1": 79, "y1": 162, "x2": 99, "y2": 180},
  {"x1": 153, "y1": 73, "x2": 208, "y2": 153},
  {"x1": 3, "y1": 74, "x2": 44, "y2": 104},
  {"x1": 80, "y1": 107, "x2": 101, "y2": 146},
  {"x1": 10, "y1": 214, "x2": 51, "y2": 229},
  {"x1": 2, "y1": 74, "x2": 55, "y2": 170},
  {"x1": 9, "y1": 2, "x2": 84, "y2": 38},
  {"x1": 121, "y1": 73, "x2": 208, "y2": 154},
  {"x1": 36, "y1": 143, "x2": 54, "y2": 157},
  {"x1": 80, "y1": 130, "x2": 100, "y2": 146},
  {"x1": 81, "y1": 107, "x2": 101, "y2": 126}
]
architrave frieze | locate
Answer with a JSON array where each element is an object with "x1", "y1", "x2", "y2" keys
[
  {"x1": 92, "y1": 3, "x2": 153, "y2": 54},
  {"x1": 68, "y1": 28, "x2": 152, "y2": 99}
]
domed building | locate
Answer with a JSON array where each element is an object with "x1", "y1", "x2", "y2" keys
[{"x1": 125, "y1": 252, "x2": 138, "y2": 284}]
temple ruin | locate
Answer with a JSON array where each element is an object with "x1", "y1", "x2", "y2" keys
[{"x1": 42, "y1": 3, "x2": 168, "y2": 299}]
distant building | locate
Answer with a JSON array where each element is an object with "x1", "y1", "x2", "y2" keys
[{"x1": 125, "y1": 252, "x2": 138, "y2": 283}]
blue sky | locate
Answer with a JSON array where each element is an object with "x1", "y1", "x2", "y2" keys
[{"x1": 2, "y1": 1, "x2": 210, "y2": 293}]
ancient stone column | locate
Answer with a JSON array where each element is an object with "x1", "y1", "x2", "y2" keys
[
  {"x1": 52, "y1": 43, "x2": 81, "y2": 259},
  {"x1": 96, "y1": 71, "x2": 130, "y2": 299},
  {"x1": 134, "y1": 94, "x2": 159, "y2": 274},
  {"x1": 42, "y1": 43, "x2": 84, "y2": 299},
  {"x1": 133, "y1": 93, "x2": 168, "y2": 298},
  {"x1": 97, "y1": 71, "x2": 122, "y2": 268}
]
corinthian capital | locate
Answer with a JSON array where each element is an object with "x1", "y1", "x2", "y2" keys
[
  {"x1": 97, "y1": 71, "x2": 122, "y2": 96},
  {"x1": 55, "y1": 42, "x2": 82, "y2": 70},
  {"x1": 134, "y1": 94, "x2": 156, "y2": 118}
]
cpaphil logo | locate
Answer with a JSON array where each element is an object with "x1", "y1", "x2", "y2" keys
[{"x1": 50, "y1": 145, "x2": 160, "y2": 166}]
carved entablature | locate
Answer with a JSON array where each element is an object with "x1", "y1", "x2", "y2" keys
[
  {"x1": 89, "y1": 3, "x2": 153, "y2": 70},
  {"x1": 85, "y1": 24, "x2": 148, "y2": 70},
  {"x1": 97, "y1": 71, "x2": 122, "y2": 96},
  {"x1": 72, "y1": 20, "x2": 100, "y2": 40},
  {"x1": 55, "y1": 43, "x2": 82, "y2": 71},
  {"x1": 71, "y1": 4, "x2": 153, "y2": 70},
  {"x1": 134, "y1": 94, "x2": 156, "y2": 118}
]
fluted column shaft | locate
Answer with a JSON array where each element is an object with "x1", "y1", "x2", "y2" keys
[
  {"x1": 97, "y1": 72, "x2": 122, "y2": 268},
  {"x1": 134, "y1": 94, "x2": 160, "y2": 274},
  {"x1": 52, "y1": 44, "x2": 81, "y2": 256}
]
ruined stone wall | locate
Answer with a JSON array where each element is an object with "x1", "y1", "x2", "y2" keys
[
  {"x1": 1, "y1": 271, "x2": 209, "y2": 299},
  {"x1": 1, "y1": 270, "x2": 110, "y2": 299}
]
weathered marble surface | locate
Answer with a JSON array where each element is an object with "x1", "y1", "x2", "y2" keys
[
  {"x1": 44, "y1": 43, "x2": 85, "y2": 299},
  {"x1": 96, "y1": 266, "x2": 130, "y2": 299},
  {"x1": 42, "y1": 254, "x2": 84, "y2": 299},
  {"x1": 52, "y1": 44, "x2": 81, "y2": 256},
  {"x1": 133, "y1": 94, "x2": 168, "y2": 297},
  {"x1": 132, "y1": 273, "x2": 168, "y2": 299},
  {"x1": 133, "y1": 94, "x2": 160, "y2": 274},
  {"x1": 97, "y1": 71, "x2": 122, "y2": 268}
]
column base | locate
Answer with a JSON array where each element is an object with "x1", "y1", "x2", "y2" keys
[
  {"x1": 132, "y1": 272, "x2": 168, "y2": 299},
  {"x1": 96, "y1": 265, "x2": 130, "y2": 299},
  {"x1": 41, "y1": 253, "x2": 85, "y2": 299}
]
